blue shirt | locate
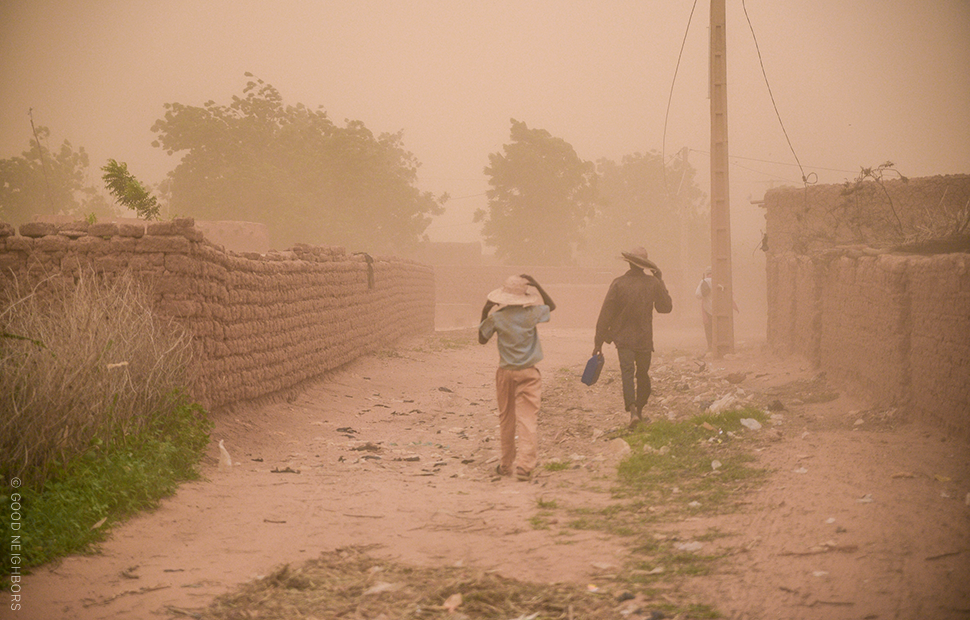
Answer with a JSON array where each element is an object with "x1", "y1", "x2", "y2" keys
[{"x1": 479, "y1": 305, "x2": 551, "y2": 370}]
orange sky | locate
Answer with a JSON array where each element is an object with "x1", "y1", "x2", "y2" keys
[{"x1": 2, "y1": 0, "x2": 968, "y2": 246}]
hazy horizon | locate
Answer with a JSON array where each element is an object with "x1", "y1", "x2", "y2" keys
[{"x1": 2, "y1": 0, "x2": 968, "y2": 252}]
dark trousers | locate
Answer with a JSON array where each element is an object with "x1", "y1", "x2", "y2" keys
[{"x1": 617, "y1": 348, "x2": 652, "y2": 412}]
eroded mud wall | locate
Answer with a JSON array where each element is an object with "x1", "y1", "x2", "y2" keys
[
  {"x1": 0, "y1": 219, "x2": 434, "y2": 411},
  {"x1": 764, "y1": 176, "x2": 970, "y2": 440}
]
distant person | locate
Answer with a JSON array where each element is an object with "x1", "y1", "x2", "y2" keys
[
  {"x1": 696, "y1": 267, "x2": 714, "y2": 351},
  {"x1": 593, "y1": 247, "x2": 672, "y2": 427},
  {"x1": 479, "y1": 274, "x2": 556, "y2": 481},
  {"x1": 695, "y1": 267, "x2": 738, "y2": 352}
]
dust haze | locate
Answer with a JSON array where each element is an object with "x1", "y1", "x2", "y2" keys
[{"x1": 2, "y1": 0, "x2": 968, "y2": 337}]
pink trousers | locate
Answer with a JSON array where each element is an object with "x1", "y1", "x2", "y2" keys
[{"x1": 495, "y1": 366, "x2": 541, "y2": 474}]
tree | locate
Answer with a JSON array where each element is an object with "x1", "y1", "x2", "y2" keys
[
  {"x1": 150, "y1": 74, "x2": 446, "y2": 250},
  {"x1": 101, "y1": 159, "x2": 160, "y2": 220},
  {"x1": 0, "y1": 127, "x2": 113, "y2": 225},
  {"x1": 476, "y1": 119, "x2": 599, "y2": 265},
  {"x1": 580, "y1": 150, "x2": 707, "y2": 269}
]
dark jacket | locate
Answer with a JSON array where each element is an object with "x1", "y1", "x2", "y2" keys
[{"x1": 594, "y1": 267, "x2": 673, "y2": 352}]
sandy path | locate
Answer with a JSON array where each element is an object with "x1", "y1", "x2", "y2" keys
[{"x1": 11, "y1": 327, "x2": 970, "y2": 619}]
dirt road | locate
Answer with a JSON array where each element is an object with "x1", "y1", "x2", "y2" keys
[{"x1": 15, "y1": 327, "x2": 970, "y2": 619}]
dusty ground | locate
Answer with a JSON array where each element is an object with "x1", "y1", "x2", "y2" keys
[{"x1": 12, "y1": 326, "x2": 970, "y2": 619}]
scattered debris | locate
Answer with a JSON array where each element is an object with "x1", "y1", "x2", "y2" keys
[
  {"x1": 740, "y1": 418, "x2": 762, "y2": 431},
  {"x1": 197, "y1": 546, "x2": 631, "y2": 620},
  {"x1": 606, "y1": 438, "x2": 631, "y2": 457},
  {"x1": 443, "y1": 592, "x2": 463, "y2": 612},
  {"x1": 780, "y1": 542, "x2": 859, "y2": 556},
  {"x1": 363, "y1": 581, "x2": 402, "y2": 596},
  {"x1": 708, "y1": 393, "x2": 739, "y2": 414},
  {"x1": 83, "y1": 584, "x2": 171, "y2": 607},
  {"x1": 218, "y1": 440, "x2": 233, "y2": 470},
  {"x1": 270, "y1": 467, "x2": 300, "y2": 474}
]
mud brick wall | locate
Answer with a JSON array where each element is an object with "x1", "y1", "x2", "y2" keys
[
  {"x1": 764, "y1": 177, "x2": 970, "y2": 440},
  {"x1": 0, "y1": 218, "x2": 434, "y2": 411},
  {"x1": 818, "y1": 254, "x2": 913, "y2": 407},
  {"x1": 765, "y1": 254, "x2": 809, "y2": 357},
  {"x1": 768, "y1": 251, "x2": 969, "y2": 439},
  {"x1": 764, "y1": 174, "x2": 970, "y2": 254},
  {"x1": 907, "y1": 254, "x2": 970, "y2": 434}
]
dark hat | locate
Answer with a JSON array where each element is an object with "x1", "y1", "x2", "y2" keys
[{"x1": 620, "y1": 247, "x2": 659, "y2": 271}]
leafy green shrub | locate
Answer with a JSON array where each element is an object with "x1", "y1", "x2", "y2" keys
[
  {"x1": 1, "y1": 398, "x2": 211, "y2": 582},
  {"x1": 101, "y1": 159, "x2": 160, "y2": 220}
]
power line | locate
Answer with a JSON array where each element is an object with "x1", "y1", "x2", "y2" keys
[
  {"x1": 688, "y1": 148, "x2": 857, "y2": 175},
  {"x1": 662, "y1": 0, "x2": 701, "y2": 198},
  {"x1": 446, "y1": 192, "x2": 487, "y2": 201},
  {"x1": 741, "y1": 0, "x2": 815, "y2": 185}
]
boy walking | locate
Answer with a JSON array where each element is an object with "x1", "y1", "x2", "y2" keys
[{"x1": 479, "y1": 274, "x2": 556, "y2": 481}]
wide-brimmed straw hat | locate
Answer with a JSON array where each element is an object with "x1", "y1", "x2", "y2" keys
[
  {"x1": 487, "y1": 275, "x2": 542, "y2": 308},
  {"x1": 620, "y1": 246, "x2": 659, "y2": 271}
]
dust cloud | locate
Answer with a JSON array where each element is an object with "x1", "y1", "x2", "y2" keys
[{"x1": 1, "y1": 0, "x2": 968, "y2": 336}]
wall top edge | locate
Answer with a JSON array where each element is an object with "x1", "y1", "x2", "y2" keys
[{"x1": 0, "y1": 219, "x2": 430, "y2": 268}]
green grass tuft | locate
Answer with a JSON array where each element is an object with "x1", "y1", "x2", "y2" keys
[
  {"x1": 1, "y1": 397, "x2": 211, "y2": 584},
  {"x1": 615, "y1": 408, "x2": 769, "y2": 512}
]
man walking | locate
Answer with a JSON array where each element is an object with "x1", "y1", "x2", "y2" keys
[
  {"x1": 696, "y1": 266, "x2": 738, "y2": 353},
  {"x1": 593, "y1": 247, "x2": 672, "y2": 426},
  {"x1": 479, "y1": 274, "x2": 556, "y2": 481}
]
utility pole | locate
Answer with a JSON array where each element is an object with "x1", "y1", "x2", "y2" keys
[{"x1": 709, "y1": 0, "x2": 735, "y2": 357}]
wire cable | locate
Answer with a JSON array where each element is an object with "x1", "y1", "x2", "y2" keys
[
  {"x1": 662, "y1": 0, "x2": 701, "y2": 199},
  {"x1": 741, "y1": 0, "x2": 814, "y2": 186},
  {"x1": 688, "y1": 148, "x2": 856, "y2": 175}
]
